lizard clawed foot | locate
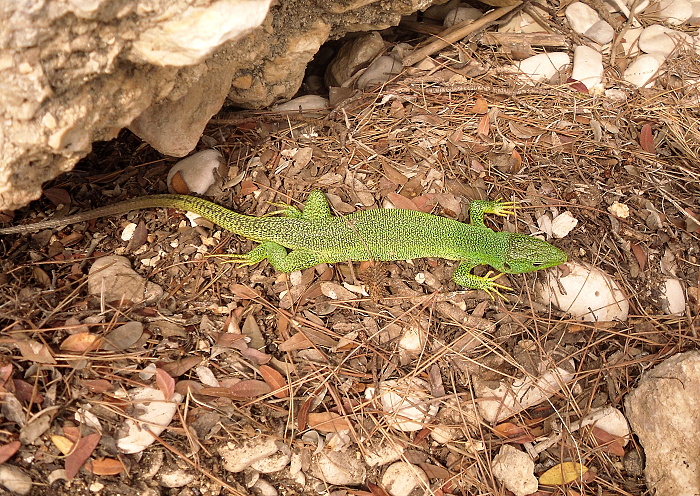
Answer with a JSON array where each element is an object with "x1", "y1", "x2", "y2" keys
[
  {"x1": 481, "y1": 271, "x2": 513, "y2": 300},
  {"x1": 489, "y1": 200, "x2": 519, "y2": 218}
]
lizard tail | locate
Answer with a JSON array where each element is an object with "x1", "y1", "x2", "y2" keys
[{"x1": 0, "y1": 194, "x2": 261, "y2": 237}]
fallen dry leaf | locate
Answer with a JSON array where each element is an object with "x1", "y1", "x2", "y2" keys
[
  {"x1": 477, "y1": 113, "x2": 490, "y2": 137},
  {"x1": 228, "y1": 380, "x2": 272, "y2": 398},
  {"x1": 631, "y1": 243, "x2": 647, "y2": 271},
  {"x1": 278, "y1": 332, "x2": 314, "y2": 352},
  {"x1": 539, "y1": 461, "x2": 589, "y2": 485},
  {"x1": 51, "y1": 435, "x2": 75, "y2": 455},
  {"x1": 230, "y1": 284, "x2": 261, "y2": 299},
  {"x1": 259, "y1": 365, "x2": 289, "y2": 398},
  {"x1": 0, "y1": 441, "x2": 20, "y2": 464},
  {"x1": 81, "y1": 379, "x2": 113, "y2": 394},
  {"x1": 640, "y1": 124, "x2": 655, "y2": 154},
  {"x1": 386, "y1": 193, "x2": 419, "y2": 211},
  {"x1": 15, "y1": 340, "x2": 56, "y2": 364},
  {"x1": 591, "y1": 426, "x2": 625, "y2": 457},
  {"x1": 65, "y1": 433, "x2": 101, "y2": 479},
  {"x1": 60, "y1": 333, "x2": 102, "y2": 353},
  {"x1": 85, "y1": 457, "x2": 125, "y2": 476},
  {"x1": 307, "y1": 411, "x2": 353, "y2": 432},
  {"x1": 155, "y1": 368, "x2": 175, "y2": 401}
]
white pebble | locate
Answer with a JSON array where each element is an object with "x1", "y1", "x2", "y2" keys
[
  {"x1": 167, "y1": 149, "x2": 223, "y2": 195},
  {"x1": 579, "y1": 406, "x2": 630, "y2": 444},
  {"x1": 116, "y1": 388, "x2": 183, "y2": 454},
  {"x1": 517, "y1": 52, "x2": 570, "y2": 82},
  {"x1": 660, "y1": 278, "x2": 686, "y2": 315},
  {"x1": 658, "y1": 0, "x2": 693, "y2": 24},
  {"x1": 566, "y1": 2, "x2": 601, "y2": 35},
  {"x1": 381, "y1": 462, "x2": 429, "y2": 496},
  {"x1": 690, "y1": 0, "x2": 700, "y2": 22},
  {"x1": 572, "y1": 45, "x2": 604, "y2": 90},
  {"x1": 585, "y1": 20, "x2": 615, "y2": 44},
  {"x1": 273, "y1": 95, "x2": 329, "y2": 112},
  {"x1": 370, "y1": 378, "x2": 439, "y2": 432},
  {"x1": 608, "y1": 201, "x2": 630, "y2": 219},
  {"x1": 120, "y1": 222, "x2": 137, "y2": 241},
  {"x1": 357, "y1": 55, "x2": 403, "y2": 89},
  {"x1": 537, "y1": 262, "x2": 629, "y2": 321},
  {"x1": 623, "y1": 54, "x2": 662, "y2": 88},
  {"x1": 551, "y1": 211, "x2": 578, "y2": 238},
  {"x1": 492, "y1": 445, "x2": 538, "y2": 496},
  {"x1": 443, "y1": 7, "x2": 483, "y2": 27},
  {"x1": 0, "y1": 466, "x2": 32, "y2": 495},
  {"x1": 639, "y1": 24, "x2": 693, "y2": 58}
]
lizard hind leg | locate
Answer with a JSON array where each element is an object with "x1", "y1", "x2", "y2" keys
[
  {"x1": 214, "y1": 241, "x2": 327, "y2": 273},
  {"x1": 266, "y1": 190, "x2": 332, "y2": 220}
]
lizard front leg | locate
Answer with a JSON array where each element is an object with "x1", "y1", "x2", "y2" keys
[
  {"x1": 469, "y1": 200, "x2": 517, "y2": 228},
  {"x1": 452, "y1": 259, "x2": 513, "y2": 299}
]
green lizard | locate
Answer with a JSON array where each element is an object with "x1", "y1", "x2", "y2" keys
[{"x1": 0, "y1": 190, "x2": 567, "y2": 296}]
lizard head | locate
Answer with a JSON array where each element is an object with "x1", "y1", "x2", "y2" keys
[{"x1": 501, "y1": 233, "x2": 568, "y2": 274}]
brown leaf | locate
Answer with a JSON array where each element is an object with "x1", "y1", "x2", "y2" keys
[
  {"x1": 230, "y1": 284, "x2": 261, "y2": 299},
  {"x1": 43, "y1": 188, "x2": 72, "y2": 206},
  {"x1": 640, "y1": 124, "x2": 655, "y2": 154},
  {"x1": 239, "y1": 181, "x2": 259, "y2": 196},
  {"x1": 259, "y1": 365, "x2": 289, "y2": 398},
  {"x1": 160, "y1": 356, "x2": 203, "y2": 377},
  {"x1": 85, "y1": 457, "x2": 125, "y2": 476},
  {"x1": 508, "y1": 121, "x2": 545, "y2": 139},
  {"x1": 493, "y1": 422, "x2": 535, "y2": 443},
  {"x1": 155, "y1": 368, "x2": 175, "y2": 401},
  {"x1": 228, "y1": 380, "x2": 271, "y2": 398},
  {"x1": 476, "y1": 113, "x2": 490, "y2": 137},
  {"x1": 170, "y1": 171, "x2": 191, "y2": 194},
  {"x1": 13, "y1": 379, "x2": 43, "y2": 404},
  {"x1": 591, "y1": 426, "x2": 625, "y2": 456},
  {"x1": 367, "y1": 482, "x2": 391, "y2": 496},
  {"x1": 471, "y1": 97, "x2": 489, "y2": 114},
  {"x1": 0, "y1": 441, "x2": 20, "y2": 465},
  {"x1": 65, "y1": 433, "x2": 101, "y2": 479},
  {"x1": 60, "y1": 333, "x2": 102, "y2": 353},
  {"x1": 81, "y1": 379, "x2": 113, "y2": 394},
  {"x1": 0, "y1": 364, "x2": 12, "y2": 387},
  {"x1": 630, "y1": 243, "x2": 647, "y2": 271},
  {"x1": 307, "y1": 412, "x2": 353, "y2": 432},
  {"x1": 567, "y1": 78, "x2": 589, "y2": 94},
  {"x1": 297, "y1": 396, "x2": 314, "y2": 431},
  {"x1": 15, "y1": 340, "x2": 56, "y2": 364},
  {"x1": 278, "y1": 332, "x2": 314, "y2": 352},
  {"x1": 32, "y1": 267, "x2": 51, "y2": 288},
  {"x1": 386, "y1": 193, "x2": 419, "y2": 211}
]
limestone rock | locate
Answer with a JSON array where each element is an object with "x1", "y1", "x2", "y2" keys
[
  {"x1": 625, "y1": 351, "x2": 700, "y2": 496},
  {"x1": 1, "y1": 0, "x2": 437, "y2": 211}
]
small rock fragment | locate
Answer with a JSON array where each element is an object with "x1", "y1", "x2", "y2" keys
[
  {"x1": 219, "y1": 437, "x2": 284, "y2": 473},
  {"x1": 566, "y1": 2, "x2": 601, "y2": 34},
  {"x1": 0, "y1": 465, "x2": 32, "y2": 495},
  {"x1": 660, "y1": 278, "x2": 686, "y2": 315},
  {"x1": 325, "y1": 32, "x2": 385, "y2": 87},
  {"x1": 579, "y1": 405, "x2": 630, "y2": 444},
  {"x1": 638, "y1": 25, "x2": 692, "y2": 58},
  {"x1": 311, "y1": 450, "x2": 366, "y2": 485},
  {"x1": 443, "y1": 7, "x2": 483, "y2": 27},
  {"x1": 157, "y1": 466, "x2": 196, "y2": 488},
  {"x1": 356, "y1": 55, "x2": 403, "y2": 89},
  {"x1": 492, "y1": 445, "x2": 537, "y2": 496},
  {"x1": 517, "y1": 52, "x2": 570, "y2": 82},
  {"x1": 608, "y1": 201, "x2": 630, "y2": 219},
  {"x1": 88, "y1": 256, "x2": 163, "y2": 304},
  {"x1": 536, "y1": 262, "x2": 629, "y2": 321},
  {"x1": 272, "y1": 95, "x2": 329, "y2": 112},
  {"x1": 369, "y1": 377, "x2": 439, "y2": 432},
  {"x1": 625, "y1": 351, "x2": 700, "y2": 496},
  {"x1": 572, "y1": 45, "x2": 604, "y2": 90},
  {"x1": 551, "y1": 211, "x2": 578, "y2": 238},
  {"x1": 167, "y1": 149, "x2": 223, "y2": 195},
  {"x1": 116, "y1": 387, "x2": 183, "y2": 454},
  {"x1": 657, "y1": 0, "x2": 693, "y2": 24},
  {"x1": 623, "y1": 54, "x2": 662, "y2": 88},
  {"x1": 381, "y1": 462, "x2": 429, "y2": 496}
]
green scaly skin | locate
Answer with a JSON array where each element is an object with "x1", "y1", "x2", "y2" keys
[{"x1": 0, "y1": 190, "x2": 567, "y2": 296}]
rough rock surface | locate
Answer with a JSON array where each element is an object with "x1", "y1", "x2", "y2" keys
[
  {"x1": 1, "y1": 0, "x2": 436, "y2": 211},
  {"x1": 625, "y1": 351, "x2": 700, "y2": 496}
]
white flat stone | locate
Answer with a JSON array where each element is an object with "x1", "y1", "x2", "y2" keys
[
  {"x1": 116, "y1": 387, "x2": 183, "y2": 454},
  {"x1": 623, "y1": 54, "x2": 662, "y2": 87},
  {"x1": 536, "y1": 262, "x2": 630, "y2": 321},
  {"x1": 586, "y1": 20, "x2": 615, "y2": 44},
  {"x1": 566, "y1": 2, "x2": 601, "y2": 34},
  {"x1": 517, "y1": 52, "x2": 570, "y2": 82},
  {"x1": 167, "y1": 149, "x2": 222, "y2": 195},
  {"x1": 658, "y1": 0, "x2": 693, "y2": 24},
  {"x1": 660, "y1": 278, "x2": 686, "y2": 315},
  {"x1": 381, "y1": 462, "x2": 429, "y2": 496},
  {"x1": 639, "y1": 24, "x2": 693, "y2": 58},
  {"x1": 443, "y1": 7, "x2": 483, "y2": 27},
  {"x1": 572, "y1": 45, "x2": 604, "y2": 90}
]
